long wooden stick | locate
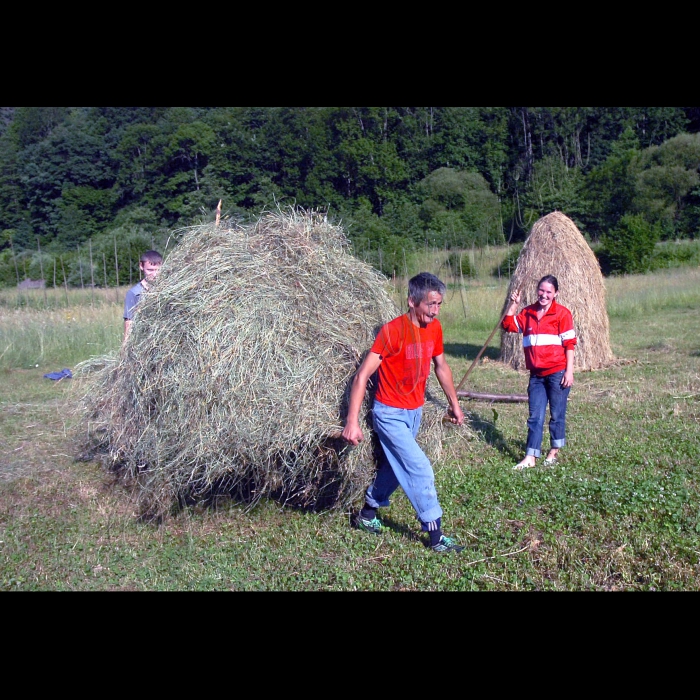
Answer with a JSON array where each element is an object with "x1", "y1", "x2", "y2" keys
[
  {"x1": 457, "y1": 390, "x2": 527, "y2": 402},
  {"x1": 455, "y1": 291, "x2": 517, "y2": 393}
]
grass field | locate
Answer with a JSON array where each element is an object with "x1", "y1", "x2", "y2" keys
[{"x1": 1, "y1": 258, "x2": 700, "y2": 591}]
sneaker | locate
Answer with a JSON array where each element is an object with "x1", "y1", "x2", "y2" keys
[
  {"x1": 356, "y1": 515, "x2": 382, "y2": 534},
  {"x1": 431, "y1": 535, "x2": 464, "y2": 553}
]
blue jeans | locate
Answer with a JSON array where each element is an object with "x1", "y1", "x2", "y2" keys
[
  {"x1": 526, "y1": 370, "x2": 570, "y2": 458},
  {"x1": 365, "y1": 400, "x2": 443, "y2": 526}
]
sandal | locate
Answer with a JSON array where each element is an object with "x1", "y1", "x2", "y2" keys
[
  {"x1": 543, "y1": 456, "x2": 558, "y2": 466},
  {"x1": 513, "y1": 460, "x2": 536, "y2": 471}
]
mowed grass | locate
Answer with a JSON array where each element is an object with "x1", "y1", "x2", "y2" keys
[{"x1": 1, "y1": 264, "x2": 700, "y2": 591}]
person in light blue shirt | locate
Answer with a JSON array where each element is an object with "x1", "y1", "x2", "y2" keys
[{"x1": 123, "y1": 250, "x2": 162, "y2": 342}]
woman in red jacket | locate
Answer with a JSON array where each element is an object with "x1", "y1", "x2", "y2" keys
[{"x1": 502, "y1": 275, "x2": 577, "y2": 470}]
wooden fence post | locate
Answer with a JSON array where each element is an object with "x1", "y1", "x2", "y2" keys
[
  {"x1": 113, "y1": 235, "x2": 120, "y2": 303},
  {"x1": 88, "y1": 238, "x2": 95, "y2": 306},
  {"x1": 77, "y1": 244, "x2": 85, "y2": 289},
  {"x1": 60, "y1": 256, "x2": 69, "y2": 306},
  {"x1": 37, "y1": 237, "x2": 48, "y2": 308},
  {"x1": 9, "y1": 233, "x2": 20, "y2": 286}
]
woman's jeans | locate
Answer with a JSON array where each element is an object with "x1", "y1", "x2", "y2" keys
[
  {"x1": 365, "y1": 400, "x2": 442, "y2": 526},
  {"x1": 526, "y1": 370, "x2": 570, "y2": 458}
]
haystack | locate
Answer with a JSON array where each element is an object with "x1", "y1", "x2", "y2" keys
[
  {"x1": 73, "y1": 207, "x2": 469, "y2": 519},
  {"x1": 500, "y1": 211, "x2": 614, "y2": 371}
]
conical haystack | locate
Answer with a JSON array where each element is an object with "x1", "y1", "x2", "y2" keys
[
  {"x1": 73, "y1": 207, "x2": 469, "y2": 519},
  {"x1": 500, "y1": 211, "x2": 614, "y2": 371}
]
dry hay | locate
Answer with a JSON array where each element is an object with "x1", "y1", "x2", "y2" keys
[
  {"x1": 500, "y1": 211, "x2": 615, "y2": 372},
  {"x1": 72, "y1": 207, "x2": 471, "y2": 520}
]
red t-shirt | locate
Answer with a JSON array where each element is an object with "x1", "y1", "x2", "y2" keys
[{"x1": 370, "y1": 314, "x2": 444, "y2": 410}]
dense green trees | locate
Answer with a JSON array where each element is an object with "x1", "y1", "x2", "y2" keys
[
  {"x1": 416, "y1": 167, "x2": 503, "y2": 248},
  {"x1": 631, "y1": 132, "x2": 700, "y2": 237},
  {"x1": 0, "y1": 106, "x2": 698, "y2": 284}
]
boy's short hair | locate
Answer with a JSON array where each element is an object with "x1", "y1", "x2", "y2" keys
[
  {"x1": 140, "y1": 250, "x2": 163, "y2": 265},
  {"x1": 408, "y1": 272, "x2": 446, "y2": 304}
]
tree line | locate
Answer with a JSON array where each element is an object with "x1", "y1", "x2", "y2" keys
[{"x1": 1, "y1": 106, "x2": 699, "y2": 286}]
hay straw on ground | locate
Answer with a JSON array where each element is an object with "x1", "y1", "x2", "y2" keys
[
  {"x1": 72, "y1": 207, "x2": 472, "y2": 519},
  {"x1": 500, "y1": 211, "x2": 615, "y2": 372}
]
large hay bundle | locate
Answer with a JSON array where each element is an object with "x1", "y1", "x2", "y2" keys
[
  {"x1": 500, "y1": 211, "x2": 614, "y2": 371},
  {"x1": 74, "y1": 208, "x2": 466, "y2": 519}
]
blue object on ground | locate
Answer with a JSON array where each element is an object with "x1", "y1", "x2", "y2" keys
[{"x1": 43, "y1": 368, "x2": 73, "y2": 380}]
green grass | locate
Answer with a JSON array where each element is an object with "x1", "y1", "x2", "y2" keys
[
  {"x1": 605, "y1": 267, "x2": 700, "y2": 319},
  {"x1": 0, "y1": 287, "x2": 123, "y2": 370},
  {"x1": 1, "y1": 265, "x2": 700, "y2": 590}
]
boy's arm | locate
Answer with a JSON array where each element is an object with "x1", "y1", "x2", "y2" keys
[
  {"x1": 123, "y1": 288, "x2": 135, "y2": 342},
  {"x1": 433, "y1": 353, "x2": 464, "y2": 425},
  {"x1": 342, "y1": 351, "x2": 382, "y2": 445}
]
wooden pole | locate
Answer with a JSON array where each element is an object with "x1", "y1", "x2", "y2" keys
[
  {"x1": 458, "y1": 251, "x2": 468, "y2": 320},
  {"x1": 114, "y1": 235, "x2": 120, "y2": 288},
  {"x1": 113, "y1": 235, "x2": 120, "y2": 303},
  {"x1": 77, "y1": 244, "x2": 85, "y2": 289},
  {"x1": 9, "y1": 233, "x2": 20, "y2": 286},
  {"x1": 88, "y1": 238, "x2": 95, "y2": 306},
  {"x1": 36, "y1": 237, "x2": 48, "y2": 308},
  {"x1": 457, "y1": 390, "x2": 527, "y2": 402},
  {"x1": 9, "y1": 232, "x2": 22, "y2": 309},
  {"x1": 215, "y1": 199, "x2": 222, "y2": 227},
  {"x1": 455, "y1": 290, "x2": 517, "y2": 393},
  {"x1": 60, "y1": 255, "x2": 69, "y2": 306}
]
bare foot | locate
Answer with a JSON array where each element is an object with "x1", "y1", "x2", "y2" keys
[{"x1": 544, "y1": 450, "x2": 560, "y2": 465}]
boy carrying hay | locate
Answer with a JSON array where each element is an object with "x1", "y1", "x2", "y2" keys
[{"x1": 342, "y1": 272, "x2": 465, "y2": 553}]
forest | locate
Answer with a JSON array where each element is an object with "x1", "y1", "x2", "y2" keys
[{"x1": 1, "y1": 106, "x2": 699, "y2": 286}]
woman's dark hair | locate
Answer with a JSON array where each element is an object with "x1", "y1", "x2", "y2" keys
[{"x1": 538, "y1": 274, "x2": 558, "y2": 292}]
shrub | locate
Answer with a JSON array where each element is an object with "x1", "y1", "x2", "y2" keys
[
  {"x1": 599, "y1": 214, "x2": 661, "y2": 275},
  {"x1": 444, "y1": 251, "x2": 477, "y2": 279},
  {"x1": 491, "y1": 244, "x2": 522, "y2": 278},
  {"x1": 651, "y1": 240, "x2": 700, "y2": 269}
]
